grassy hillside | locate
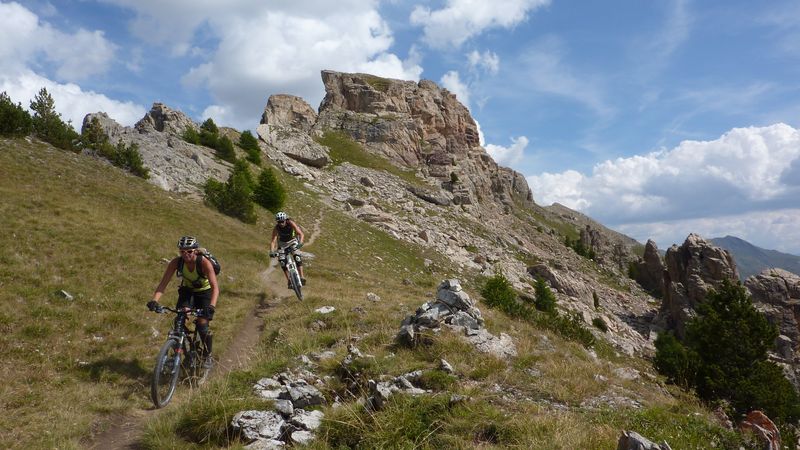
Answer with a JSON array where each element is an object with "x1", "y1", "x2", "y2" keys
[
  {"x1": 0, "y1": 138, "x2": 269, "y2": 449},
  {"x1": 1, "y1": 138, "x2": 747, "y2": 449}
]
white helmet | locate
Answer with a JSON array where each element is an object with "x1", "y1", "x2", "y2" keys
[
  {"x1": 275, "y1": 211, "x2": 288, "y2": 222},
  {"x1": 177, "y1": 236, "x2": 198, "y2": 249}
]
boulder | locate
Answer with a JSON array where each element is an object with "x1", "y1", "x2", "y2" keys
[
  {"x1": 739, "y1": 410, "x2": 780, "y2": 450},
  {"x1": 257, "y1": 124, "x2": 331, "y2": 168},
  {"x1": 616, "y1": 430, "x2": 672, "y2": 450},
  {"x1": 231, "y1": 410, "x2": 285, "y2": 442},
  {"x1": 261, "y1": 94, "x2": 317, "y2": 132}
]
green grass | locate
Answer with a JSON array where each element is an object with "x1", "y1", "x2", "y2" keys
[
  {"x1": 0, "y1": 138, "x2": 268, "y2": 449},
  {"x1": 362, "y1": 74, "x2": 392, "y2": 92},
  {"x1": 315, "y1": 130, "x2": 424, "y2": 186},
  {"x1": 3, "y1": 137, "x2": 757, "y2": 449}
]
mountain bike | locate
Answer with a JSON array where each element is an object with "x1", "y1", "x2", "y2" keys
[
  {"x1": 272, "y1": 240, "x2": 303, "y2": 300},
  {"x1": 150, "y1": 306, "x2": 211, "y2": 408}
]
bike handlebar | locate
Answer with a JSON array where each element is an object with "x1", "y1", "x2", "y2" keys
[{"x1": 153, "y1": 306, "x2": 206, "y2": 317}]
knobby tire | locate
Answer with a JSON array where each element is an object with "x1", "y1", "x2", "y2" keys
[
  {"x1": 184, "y1": 338, "x2": 210, "y2": 388},
  {"x1": 151, "y1": 338, "x2": 181, "y2": 408}
]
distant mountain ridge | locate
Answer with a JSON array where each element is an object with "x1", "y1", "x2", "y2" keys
[{"x1": 709, "y1": 235, "x2": 800, "y2": 279}]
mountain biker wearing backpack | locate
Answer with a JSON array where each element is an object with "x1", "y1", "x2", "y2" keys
[
  {"x1": 269, "y1": 211, "x2": 306, "y2": 289},
  {"x1": 147, "y1": 236, "x2": 219, "y2": 368}
]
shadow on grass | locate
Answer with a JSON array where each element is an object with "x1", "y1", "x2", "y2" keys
[{"x1": 81, "y1": 356, "x2": 150, "y2": 384}]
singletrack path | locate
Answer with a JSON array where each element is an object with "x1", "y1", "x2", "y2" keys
[{"x1": 85, "y1": 219, "x2": 321, "y2": 449}]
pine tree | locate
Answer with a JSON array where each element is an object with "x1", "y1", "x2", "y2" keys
[
  {"x1": 0, "y1": 91, "x2": 32, "y2": 137},
  {"x1": 253, "y1": 167, "x2": 286, "y2": 211},
  {"x1": 29, "y1": 87, "x2": 78, "y2": 151}
]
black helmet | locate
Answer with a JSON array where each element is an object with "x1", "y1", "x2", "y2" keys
[{"x1": 177, "y1": 236, "x2": 199, "y2": 249}]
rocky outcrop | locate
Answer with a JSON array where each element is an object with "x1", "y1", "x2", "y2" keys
[
  {"x1": 82, "y1": 105, "x2": 231, "y2": 194},
  {"x1": 134, "y1": 102, "x2": 196, "y2": 136},
  {"x1": 311, "y1": 70, "x2": 532, "y2": 208},
  {"x1": 633, "y1": 240, "x2": 665, "y2": 297},
  {"x1": 261, "y1": 94, "x2": 318, "y2": 132},
  {"x1": 658, "y1": 234, "x2": 739, "y2": 337},
  {"x1": 397, "y1": 279, "x2": 517, "y2": 359},
  {"x1": 256, "y1": 124, "x2": 330, "y2": 168},
  {"x1": 746, "y1": 268, "x2": 800, "y2": 388}
]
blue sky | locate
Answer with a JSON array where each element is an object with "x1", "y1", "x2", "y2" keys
[{"x1": 3, "y1": 0, "x2": 800, "y2": 255}]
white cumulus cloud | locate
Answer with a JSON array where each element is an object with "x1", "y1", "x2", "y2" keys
[
  {"x1": 486, "y1": 136, "x2": 529, "y2": 167},
  {"x1": 410, "y1": 0, "x2": 550, "y2": 48},
  {"x1": 1, "y1": 70, "x2": 146, "y2": 128},
  {"x1": 101, "y1": 0, "x2": 422, "y2": 130},
  {"x1": 439, "y1": 70, "x2": 470, "y2": 108},
  {"x1": 527, "y1": 123, "x2": 800, "y2": 252},
  {"x1": 0, "y1": 2, "x2": 116, "y2": 80},
  {"x1": 0, "y1": 3, "x2": 143, "y2": 128},
  {"x1": 468, "y1": 50, "x2": 500, "y2": 74}
]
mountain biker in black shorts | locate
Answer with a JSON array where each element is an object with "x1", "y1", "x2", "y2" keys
[
  {"x1": 147, "y1": 236, "x2": 219, "y2": 368},
  {"x1": 269, "y1": 211, "x2": 306, "y2": 289}
]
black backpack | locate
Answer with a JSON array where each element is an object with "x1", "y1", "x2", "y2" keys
[{"x1": 176, "y1": 248, "x2": 221, "y2": 279}]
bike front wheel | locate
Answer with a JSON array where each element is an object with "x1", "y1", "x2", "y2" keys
[
  {"x1": 151, "y1": 338, "x2": 181, "y2": 408},
  {"x1": 289, "y1": 267, "x2": 303, "y2": 300}
]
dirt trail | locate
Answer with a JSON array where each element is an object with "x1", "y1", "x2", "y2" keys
[{"x1": 85, "y1": 219, "x2": 321, "y2": 449}]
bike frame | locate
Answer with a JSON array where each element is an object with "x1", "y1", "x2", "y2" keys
[{"x1": 279, "y1": 240, "x2": 303, "y2": 300}]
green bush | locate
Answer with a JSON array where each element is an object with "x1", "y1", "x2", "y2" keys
[
  {"x1": 533, "y1": 277, "x2": 557, "y2": 314},
  {"x1": 238, "y1": 130, "x2": 261, "y2": 164},
  {"x1": 592, "y1": 291, "x2": 600, "y2": 309},
  {"x1": 30, "y1": 87, "x2": 79, "y2": 151},
  {"x1": 80, "y1": 117, "x2": 149, "y2": 179},
  {"x1": 200, "y1": 118, "x2": 219, "y2": 134},
  {"x1": 204, "y1": 161, "x2": 256, "y2": 223},
  {"x1": 0, "y1": 91, "x2": 32, "y2": 137},
  {"x1": 480, "y1": 273, "x2": 520, "y2": 313},
  {"x1": 654, "y1": 280, "x2": 800, "y2": 422},
  {"x1": 216, "y1": 135, "x2": 236, "y2": 163},
  {"x1": 183, "y1": 127, "x2": 200, "y2": 145},
  {"x1": 253, "y1": 167, "x2": 286, "y2": 211},
  {"x1": 565, "y1": 236, "x2": 596, "y2": 260},
  {"x1": 591, "y1": 317, "x2": 608, "y2": 332},
  {"x1": 481, "y1": 273, "x2": 595, "y2": 347},
  {"x1": 654, "y1": 332, "x2": 697, "y2": 389}
]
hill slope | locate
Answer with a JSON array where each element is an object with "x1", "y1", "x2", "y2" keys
[
  {"x1": 1, "y1": 137, "x2": 748, "y2": 449},
  {"x1": 710, "y1": 235, "x2": 800, "y2": 279}
]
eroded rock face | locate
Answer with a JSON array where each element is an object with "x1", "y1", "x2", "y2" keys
[
  {"x1": 633, "y1": 240, "x2": 665, "y2": 297},
  {"x1": 746, "y1": 269, "x2": 800, "y2": 344},
  {"x1": 658, "y1": 233, "x2": 739, "y2": 337},
  {"x1": 81, "y1": 105, "x2": 231, "y2": 195},
  {"x1": 261, "y1": 94, "x2": 318, "y2": 132},
  {"x1": 746, "y1": 268, "x2": 800, "y2": 388},
  {"x1": 312, "y1": 70, "x2": 532, "y2": 208},
  {"x1": 134, "y1": 102, "x2": 196, "y2": 136}
]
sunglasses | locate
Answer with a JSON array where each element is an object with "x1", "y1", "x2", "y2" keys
[
  {"x1": 277, "y1": 220, "x2": 286, "y2": 224},
  {"x1": 179, "y1": 249, "x2": 195, "y2": 254}
]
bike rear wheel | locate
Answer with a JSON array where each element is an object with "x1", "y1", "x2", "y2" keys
[
  {"x1": 183, "y1": 338, "x2": 210, "y2": 387},
  {"x1": 151, "y1": 338, "x2": 181, "y2": 408}
]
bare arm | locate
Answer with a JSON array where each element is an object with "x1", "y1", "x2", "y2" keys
[
  {"x1": 291, "y1": 220, "x2": 305, "y2": 244},
  {"x1": 270, "y1": 227, "x2": 278, "y2": 252},
  {"x1": 152, "y1": 258, "x2": 178, "y2": 303}
]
